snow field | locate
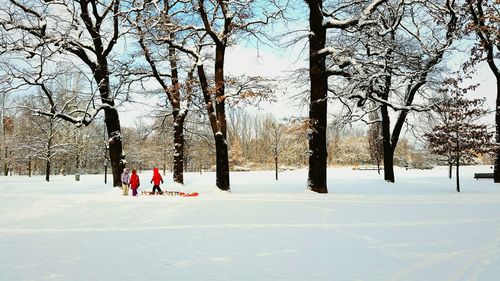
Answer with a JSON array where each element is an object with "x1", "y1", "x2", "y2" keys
[{"x1": 0, "y1": 166, "x2": 499, "y2": 280}]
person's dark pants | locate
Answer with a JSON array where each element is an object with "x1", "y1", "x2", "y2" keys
[
  {"x1": 152, "y1": 185, "x2": 162, "y2": 194},
  {"x1": 132, "y1": 189, "x2": 138, "y2": 196}
]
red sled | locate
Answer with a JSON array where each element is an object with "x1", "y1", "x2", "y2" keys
[{"x1": 180, "y1": 192, "x2": 199, "y2": 197}]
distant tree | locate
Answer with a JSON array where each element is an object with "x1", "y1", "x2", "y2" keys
[
  {"x1": 1, "y1": 90, "x2": 15, "y2": 176},
  {"x1": 261, "y1": 117, "x2": 289, "y2": 180},
  {"x1": 425, "y1": 79, "x2": 494, "y2": 192},
  {"x1": 21, "y1": 95, "x2": 72, "y2": 182},
  {"x1": 228, "y1": 138, "x2": 244, "y2": 168}
]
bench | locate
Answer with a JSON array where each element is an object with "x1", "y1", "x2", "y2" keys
[
  {"x1": 474, "y1": 173, "x2": 494, "y2": 180},
  {"x1": 352, "y1": 166, "x2": 382, "y2": 171}
]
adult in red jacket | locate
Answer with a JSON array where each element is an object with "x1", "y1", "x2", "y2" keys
[
  {"x1": 150, "y1": 167, "x2": 164, "y2": 194},
  {"x1": 129, "y1": 169, "x2": 140, "y2": 196}
]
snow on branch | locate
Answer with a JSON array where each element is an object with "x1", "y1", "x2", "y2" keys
[{"x1": 323, "y1": 0, "x2": 388, "y2": 29}]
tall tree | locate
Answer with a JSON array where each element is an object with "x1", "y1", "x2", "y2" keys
[
  {"x1": 463, "y1": 0, "x2": 500, "y2": 182},
  {"x1": 425, "y1": 79, "x2": 494, "y2": 192},
  {"x1": 304, "y1": 0, "x2": 388, "y2": 192},
  {"x1": 0, "y1": 0, "x2": 126, "y2": 186},
  {"x1": 124, "y1": 1, "x2": 198, "y2": 185}
]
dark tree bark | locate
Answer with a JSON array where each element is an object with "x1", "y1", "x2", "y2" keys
[
  {"x1": 456, "y1": 138, "x2": 460, "y2": 192},
  {"x1": 45, "y1": 159, "x2": 50, "y2": 182},
  {"x1": 306, "y1": 0, "x2": 328, "y2": 193},
  {"x1": 45, "y1": 153, "x2": 51, "y2": 181},
  {"x1": 173, "y1": 118, "x2": 185, "y2": 184},
  {"x1": 197, "y1": 59, "x2": 230, "y2": 191},
  {"x1": 103, "y1": 107, "x2": 124, "y2": 187},
  {"x1": 275, "y1": 154, "x2": 278, "y2": 181},
  {"x1": 496, "y1": 79, "x2": 500, "y2": 183},
  {"x1": 169, "y1": 38, "x2": 186, "y2": 185},
  {"x1": 381, "y1": 104, "x2": 395, "y2": 182},
  {"x1": 45, "y1": 121, "x2": 52, "y2": 182}
]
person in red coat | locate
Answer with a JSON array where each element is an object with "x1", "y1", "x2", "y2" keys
[
  {"x1": 150, "y1": 167, "x2": 164, "y2": 194},
  {"x1": 129, "y1": 169, "x2": 140, "y2": 196}
]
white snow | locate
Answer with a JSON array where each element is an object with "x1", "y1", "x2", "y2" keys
[{"x1": 1, "y1": 166, "x2": 500, "y2": 280}]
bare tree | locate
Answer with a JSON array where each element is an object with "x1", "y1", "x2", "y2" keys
[
  {"x1": 0, "y1": 0, "x2": 127, "y2": 186},
  {"x1": 123, "y1": 1, "x2": 198, "y2": 185},
  {"x1": 261, "y1": 116, "x2": 289, "y2": 180},
  {"x1": 20, "y1": 91, "x2": 73, "y2": 181}
]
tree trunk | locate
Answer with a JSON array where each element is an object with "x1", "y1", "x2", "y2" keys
[
  {"x1": 3, "y1": 146, "x2": 8, "y2": 176},
  {"x1": 275, "y1": 155, "x2": 278, "y2": 181},
  {"x1": 383, "y1": 147, "x2": 395, "y2": 183},
  {"x1": 95, "y1": 64, "x2": 124, "y2": 187},
  {"x1": 214, "y1": 45, "x2": 230, "y2": 191},
  {"x1": 449, "y1": 163, "x2": 452, "y2": 179},
  {"x1": 173, "y1": 116, "x2": 185, "y2": 184},
  {"x1": 456, "y1": 150, "x2": 460, "y2": 192},
  {"x1": 45, "y1": 159, "x2": 50, "y2": 182},
  {"x1": 306, "y1": 0, "x2": 328, "y2": 193},
  {"x1": 45, "y1": 121, "x2": 53, "y2": 182},
  {"x1": 380, "y1": 105, "x2": 395, "y2": 182},
  {"x1": 494, "y1": 76, "x2": 500, "y2": 182},
  {"x1": 377, "y1": 161, "x2": 380, "y2": 175},
  {"x1": 196, "y1": 58, "x2": 230, "y2": 190},
  {"x1": 104, "y1": 107, "x2": 124, "y2": 187},
  {"x1": 215, "y1": 134, "x2": 230, "y2": 190},
  {"x1": 169, "y1": 37, "x2": 186, "y2": 185}
]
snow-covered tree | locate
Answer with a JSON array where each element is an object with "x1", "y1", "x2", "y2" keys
[
  {"x1": 324, "y1": 0, "x2": 458, "y2": 183},
  {"x1": 20, "y1": 93, "x2": 72, "y2": 182},
  {"x1": 123, "y1": 1, "x2": 198, "y2": 185},
  {"x1": 303, "y1": 0, "x2": 389, "y2": 193},
  {"x1": 425, "y1": 79, "x2": 494, "y2": 192},
  {"x1": 0, "y1": 0, "x2": 127, "y2": 186}
]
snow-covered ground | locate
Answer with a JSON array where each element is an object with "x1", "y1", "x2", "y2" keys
[{"x1": 1, "y1": 166, "x2": 499, "y2": 281}]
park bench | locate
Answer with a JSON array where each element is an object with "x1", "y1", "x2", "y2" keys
[
  {"x1": 353, "y1": 166, "x2": 381, "y2": 170},
  {"x1": 473, "y1": 173, "x2": 494, "y2": 180}
]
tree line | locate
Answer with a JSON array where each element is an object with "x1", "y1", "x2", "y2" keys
[{"x1": 0, "y1": 0, "x2": 498, "y2": 193}]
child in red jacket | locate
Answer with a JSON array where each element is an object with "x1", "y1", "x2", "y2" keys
[
  {"x1": 150, "y1": 167, "x2": 164, "y2": 194},
  {"x1": 129, "y1": 169, "x2": 140, "y2": 196}
]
